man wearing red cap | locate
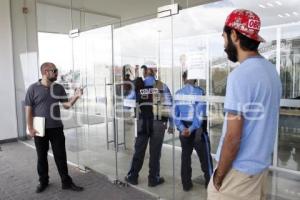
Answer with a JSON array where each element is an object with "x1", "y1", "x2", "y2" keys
[{"x1": 207, "y1": 9, "x2": 282, "y2": 200}]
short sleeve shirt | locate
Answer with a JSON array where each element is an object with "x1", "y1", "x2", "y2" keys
[
  {"x1": 215, "y1": 56, "x2": 282, "y2": 175},
  {"x1": 25, "y1": 80, "x2": 68, "y2": 128}
]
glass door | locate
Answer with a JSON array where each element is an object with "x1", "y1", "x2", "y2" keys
[
  {"x1": 36, "y1": 0, "x2": 119, "y2": 178},
  {"x1": 171, "y1": 5, "x2": 216, "y2": 200},
  {"x1": 71, "y1": 25, "x2": 119, "y2": 180},
  {"x1": 114, "y1": 11, "x2": 175, "y2": 200},
  {"x1": 278, "y1": 24, "x2": 300, "y2": 173}
]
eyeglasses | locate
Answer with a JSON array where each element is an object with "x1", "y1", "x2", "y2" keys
[{"x1": 47, "y1": 69, "x2": 58, "y2": 73}]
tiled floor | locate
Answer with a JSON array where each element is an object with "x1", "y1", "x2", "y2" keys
[{"x1": 0, "y1": 142, "x2": 155, "y2": 200}]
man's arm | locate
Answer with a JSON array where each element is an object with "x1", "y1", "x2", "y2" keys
[
  {"x1": 163, "y1": 84, "x2": 175, "y2": 133},
  {"x1": 213, "y1": 113, "x2": 244, "y2": 190},
  {"x1": 25, "y1": 106, "x2": 37, "y2": 137},
  {"x1": 62, "y1": 88, "x2": 82, "y2": 109},
  {"x1": 189, "y1": 101, "x2": 201, "y2": 134},
  {"x1": 173, "y1": 100, "x2": 185, "y2": 133}
]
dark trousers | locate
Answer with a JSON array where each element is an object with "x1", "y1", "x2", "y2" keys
[
  {"x1": 34, "y1": 127, "x2": 72, "y2": 185},
  {"x1": 179, "y1": 127, "x2": 213, "y2": 187},
  {"x1": 127, "y1": 118, "x2": 165, "y2": 182}
]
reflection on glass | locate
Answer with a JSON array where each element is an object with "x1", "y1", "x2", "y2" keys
[
  {"x1": 35, "y1": 2, "x2": 300, "y2": 200},
  {"x1": 280, "y1": 25, "x2": 300, "y2": 99},
  {"x1": 71, "y1": 26, "x2": 117, "y2": 176},
  {"x1": 208, "y1": 34, "x2": 229, "y2": 96},
  {"x1": 38, "y1": 32, "x2": 81, "y2": 165},
  {"x1": 278, "y1": 107, "x2": 300, "y2": 171},
  {"x1": 209, "y1": 103, "x2": 224, "y2": 154},
  {"x1": 277, "y1": 24, "x2": 300, "y2": 172}
]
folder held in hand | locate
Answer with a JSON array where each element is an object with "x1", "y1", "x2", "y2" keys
[{"x1": 26, "y1": 117, "x2": 45, "y2": 137}]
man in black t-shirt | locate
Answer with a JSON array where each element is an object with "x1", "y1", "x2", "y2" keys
[{"x1": 25, "y1": 62, "x2": 84, "y2": 193}]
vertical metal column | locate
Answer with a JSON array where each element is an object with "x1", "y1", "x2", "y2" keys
[
  {"x1": 105, "y1": 78, "x2": 110, "y2": 150},
  {"x1": 273, "y1": 27, "x2": 281, "y2": 168},
  {"x1": 170, "y1": 4, "x2": 176, "y2": 199},
  {"x1": 111, "y1": 25, "x2": 119, "y2": 182}
]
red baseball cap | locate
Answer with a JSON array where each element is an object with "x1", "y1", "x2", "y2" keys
[{"x1": 225, "y1": 9, "x2": 265, "y2": 42}]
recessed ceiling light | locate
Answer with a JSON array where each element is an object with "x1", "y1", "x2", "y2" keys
[
  {"x1": 293, "y1": 12, "x2": 299, "y2": 16},
  {"x1": 259, "y1": 4, "x2": 266, "y2": 8},
  {"x1": 285, "y1": 13, "x2": 290, "y2": 17},
  {"x1": 275, "y1": 1, "x2": 282, "y2": 6},
  {"x1": 278, "y1": 14, "x2": 284, "y2": 18},
  {"x1": 267, "y1": 3, "x2": 274, "y2": 7}
]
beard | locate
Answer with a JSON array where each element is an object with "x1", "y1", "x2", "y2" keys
[
  {"x1": 47, "y1": 77, "x2": 57, "y2": 82},
  {"x1": 224, "y1": 37, "x2": 238, "y2": 63}
]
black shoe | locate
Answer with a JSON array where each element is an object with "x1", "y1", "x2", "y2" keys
[
  {"x1": 36, "y1": 183, "x2": 48, "y2": 193},
  {"x1": 148, "y1": 177, "x2": 165, "y2": 187},
  {"x1": 62, "y1": 182, "x2": 84, "y2": 192},
  {"x1": 183, "y1": 182, "x2": 193, "y2": 192},
  {"x1": 125, "y1": 176, "x2": 138, "y2": 185}
]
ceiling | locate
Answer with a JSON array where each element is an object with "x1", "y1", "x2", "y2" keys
[
  {"x1": 36, "y1": 0, "x2": 300, "y2": 30},
  {"x1": 36, "y1": 0, "x2": 300, "y2": 69},
  {"x1": 37, "y1": 0, "x2": 218, "y2": 23}
]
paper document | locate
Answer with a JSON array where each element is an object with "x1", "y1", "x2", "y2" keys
[{"x1": 27, "y1": 117, "x2": 45, "y2": 137}]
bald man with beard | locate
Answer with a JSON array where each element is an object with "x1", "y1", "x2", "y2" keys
[{"x1": 25, "y1": 62, "x2": 84, "y2": 193}]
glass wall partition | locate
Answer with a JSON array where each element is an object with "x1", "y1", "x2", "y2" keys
[
  {"x1": 36, "y1": 0, "x2": 120, "y2": 181},
  {"x1": 114, "y1": 15, "x2": 175, "y2": 199},
  {"x1": 114, "y1": 1, "x2": 300, "y2": 199},
  {"x1": 33, "y1": 0, "x2": 300, "y2": 200},
  {"x1": 278, "y1": 24, "x2": 300, "y2": 172},
  {"x1": 170, "y1": 1, "x2": 300, "y2": 200},
  {"x1": 37, "y1": 32, "x2": 81, "y2": 165},
  {"x1": 72, "y1": 25, "x2": 117, "y2": 176}
]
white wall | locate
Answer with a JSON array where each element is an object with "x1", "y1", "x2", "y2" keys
[
  {"x1": 0, "y1": 0, "x2": 18, "y2": 140},
  {"x1": 11, "y1": 0, "x2": 39, "y2": 139}
]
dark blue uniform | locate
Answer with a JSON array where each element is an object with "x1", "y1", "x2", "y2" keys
[
  {"x1": 126, "y1": 76, "x2": 172, "y2": 186},
  {"x1": 174, "y1": 83, "x2": 213, "y2": 189}
]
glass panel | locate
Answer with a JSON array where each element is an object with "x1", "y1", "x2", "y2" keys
[
  {"x1": 35, "y1": 1, "x2": 82, "y2": 166},
  {"x1": 280, "y1": 24, "x2": 300, "y2": 99},
  {"x1": 36, "y1": 0, "x2": 118, "y2": 177},
  {"x1": 209, "y1": 102, "x2": 224, "y2": 154},
  {"x1": 171, "y1": 4, "x2": 217, "y2": 199},
  {"x1": 208, "y1": 33, "x2": 230, "y2": 96},
  {"x1": 258, "y1": 28, "x2": 278, "y2": 65},
  {"x1": 37, "y1": 32, "x2": 81, "y2": 165},
  {"x1": 35, "y1": 1, "x2": 300, "y2": 200},
  {"x1": 72, "y1": 26, "x2": 117, "y2": 177},
  {"x1": 66, "y1": 0, "x2": 119, "y2": 179},
  {"x1": 278, "y1": 104, "x2": 300, "y2": 171},
  {"x1": 114, "y1": 15, "x2": 174, "y2": 199},
  {"x1": 278, "y1": 23, "x2": 300, "y2": 172}
]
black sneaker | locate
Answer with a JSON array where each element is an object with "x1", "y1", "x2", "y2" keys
[
  {"x1": 148, "y1": 177, "x2": 165, "y2": 187},
  {"x1": 36, "y1": 183, "x2": 48, "y2": 193},
  {"x1": 125, "y1": 176, "x2": 138, "y2": 185},
  {"x1": 183, "y1": 182, "x2": 193, "y2": 192}
]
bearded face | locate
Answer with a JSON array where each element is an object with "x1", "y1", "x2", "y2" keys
[
  {"x1": 47, "y1": 76, "x2": 57, "y2": 82},
  {"x1": 45, "y1": 67, "x2": 58, "y2": 82},
  {"x1": 224, "y1": 34, "x2": 238, "y2": 63}
]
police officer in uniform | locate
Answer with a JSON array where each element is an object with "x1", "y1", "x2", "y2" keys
[
  {"x1": 174, "y1": 71, "x2": 213, "y2": 191},
  {"x1": 125, "y1": 65, "x2": 173, "y2": 187}
]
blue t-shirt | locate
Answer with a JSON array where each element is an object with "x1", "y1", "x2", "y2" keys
[{"x1": 215, "y1": 56, "x2": 282, "y2": 175}]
